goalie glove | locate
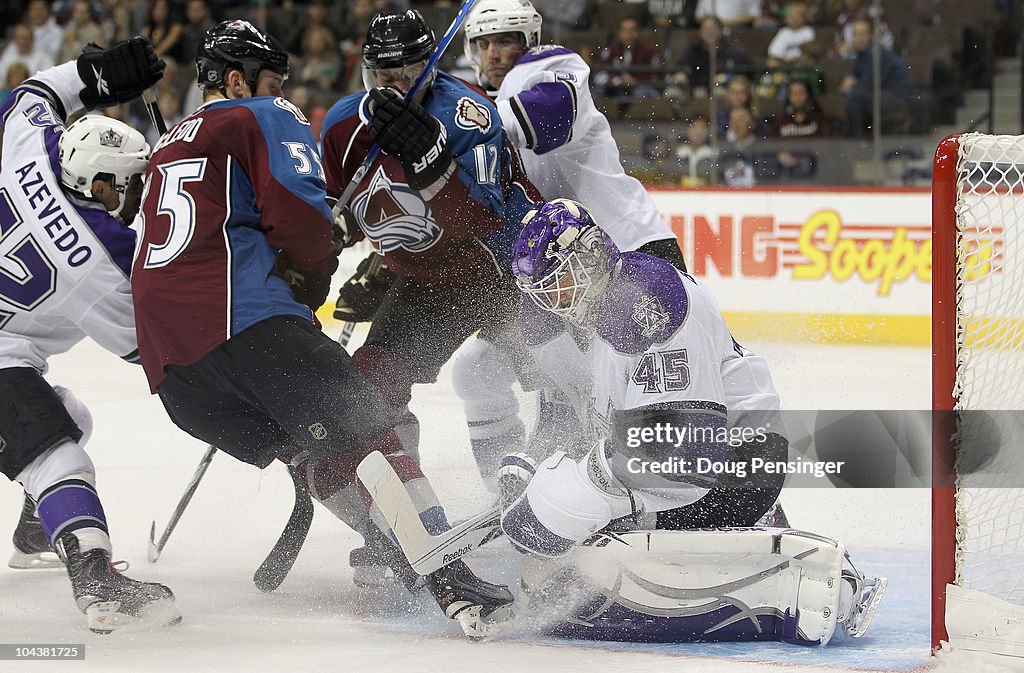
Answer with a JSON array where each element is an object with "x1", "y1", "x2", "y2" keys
[
  {"x1": 77, "y1": 37, "x2": 165, "y2": 110},
  {"x1": 367, "y1": 87, "x2": 454, "y2": 193}
]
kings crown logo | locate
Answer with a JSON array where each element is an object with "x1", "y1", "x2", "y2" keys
[
  {"x1": 631, "y1": 295, "x2": 670, "y2": 338},
  {"x1": 98, "y1": 128, "x2": 123, "y2": 148}
]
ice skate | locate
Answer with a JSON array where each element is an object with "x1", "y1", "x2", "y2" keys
[
  {"x1": 350, "y1": 524, "x2": 421, "y2": 591},
  {"x1": 9, "y1": 494, "x2": 63, "y2": 569},
  {"x1": 837, "y1": 566, "x2": 887, "y2": 638},
  {"x1": 60, "y1": 534, "x2": 181, "y2": 634},
  {"x1": 426, "y1": 559, "x2": 514, "y2": 639}
]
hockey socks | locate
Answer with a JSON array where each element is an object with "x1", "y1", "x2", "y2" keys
[{"x1": 37, "y1": 478, "x2": 111, "y2": 555}]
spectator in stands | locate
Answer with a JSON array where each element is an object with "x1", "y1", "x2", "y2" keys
[
  {"x1": 57, "y1": 0, "x2": 105, "y2": 64},
  {"x1": 281, "y1": 0, "x2": 331, "y2": 56},
  {"x1": 695, "y1": 0, "x2": 771, "y2": 30},
  {"x1": 26, "y1": 0, "x2": 64, "y2": 63},
  {"x1": 101, "y1": 0, "x2": 133, "y2": 43},
  {"x1": 766, "y1": 1, "x2": 815, "y2": 68},
  {"x1": 676, "y1": 112, "x2": 716, "y2": 185},
  {"x1": 834, "y1": 0, "x2": 892, "y2": 59},
  {"x1": 717, "y1": 74, "x2": 768, "y2": 140},
  {"x1": 669, "y1": 15, "x2": 754, "y2": 98},
  {"x1": 770, "y1": 78, "x2": 830, "y2": 137},
  {"x1": 143, "y1": 0, "x2": 185, "y2": 61},
  {"x1": 178, "y1": 0, "x2": 215, "y2": 69},
  {"x1": 297, "y1": 25, "x2": 342, "y2": 93},
  {"x1": 839, "y1": 18, "x2": 914, "y2": 137},
  {"x1": 1, "y1": 62, "x2": 31, "y2": 104},
  {"x1": 594, "y1": 16, "x2": 664, "y2": 99},
  {"x1": 0, "y1": 24, "x2": 54, "y2": 80},
  {"x1": 719, "y1": 107, "x2": 759, "y2": 186},
  {"x1": 531, "y1": 0, "x2": 590, "y2": 37}
]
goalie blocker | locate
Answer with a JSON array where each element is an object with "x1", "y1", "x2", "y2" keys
[{"x1": 520, "y1": 528, "x2": 887, "y2": 646}]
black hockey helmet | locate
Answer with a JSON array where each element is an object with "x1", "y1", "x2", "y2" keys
[
  {"x1": 196, "y1": 20, "x2": 289, "y2": 92},
  {"x1": 362, "y1": 10, "x2": 435, "y2": 70}
]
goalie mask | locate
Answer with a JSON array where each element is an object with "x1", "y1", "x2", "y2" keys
[
  {"x1": 464, "y1": 0, "x2": 542, "y2": 92},
  {"x1": 362, "y1": 10, "x2": 435, "y2": 100},
  {"x1": 196, "y1": 20, "x2": 289, "y2": 94},
  {"x1": 512, "y1": 198, "x2": 619, "y2": 323},
  {"x1": 59, "y1": 115, "x2": 150, "y2": 218}
]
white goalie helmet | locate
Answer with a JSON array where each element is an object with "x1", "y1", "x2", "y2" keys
[
  {"x1": 59, "y1": 115, "x2": 150, "y2": 206},
  {"x1": 464, "y1": 0, "x2": 542, "y2": 85}
]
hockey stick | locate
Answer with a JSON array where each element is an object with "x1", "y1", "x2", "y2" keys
[
  {"x1": 331, "y1": 0, "x2": 481, "y2": 215},
  {"x1": 356, "y1": 451, "x2": 504, "y2": 575},
  {"x1": 253, "y1": 463, "x2": 315, "y2": 592},
  {"x1": 148, "y1": 445, "x2": 216, "y2": 562},
  {"x1": 141, "y1": 86, "x2": 166, "y2": 135}
]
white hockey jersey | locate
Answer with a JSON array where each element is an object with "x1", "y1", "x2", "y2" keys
[
  {"x1": 494, "y1": 46, "x2": 675, "y2": 252},
  {"x1": 0, "y1": 63, "x2": 139, "y2": 373}
]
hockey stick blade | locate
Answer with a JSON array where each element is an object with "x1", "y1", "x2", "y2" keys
[
  {"x1": 356, "y1": 451, "x2": 503, "y2": 575},
  {"x1": 253, "y1": 464, "x2": 315, "y2": 592}
]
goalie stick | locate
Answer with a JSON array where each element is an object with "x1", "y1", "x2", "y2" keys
[{"x1": 356, "y1": 451, "x2": 504, "y2": 575}]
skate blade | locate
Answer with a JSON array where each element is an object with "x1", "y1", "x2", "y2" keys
[
  {"x1": 451, "y1": 603, "x2": 515, "y2": 641},
  {"x1": 86, "y1": 599, "x2": 183, "y2": 634},
  {"x1": 847, "y1": 576, "x2": 888, "y2": 638},
  {"x1": 8, "y1": 549, "x2": 64, "y2": 570}
]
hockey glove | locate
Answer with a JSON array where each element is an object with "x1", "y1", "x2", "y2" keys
[
  {"x1": 285, "y1": 256, "x2": 339, "y2": 313},
  {"x1": 333, "y1": 253, "x2": 396, "y2": 322},
  {"x1": 77, "y1": 37, "x2": 165, "y2": 110},
  {"x1": 326, "y1": 196, "x2": 359, "y2": 249},
  {"x1": 367, "y1": 87, "x2": 454, "y2": 192}
]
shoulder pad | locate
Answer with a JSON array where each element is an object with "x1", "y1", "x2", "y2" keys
[{"x1": 595, "y1": 253, "x2": 688, "y2": 354}]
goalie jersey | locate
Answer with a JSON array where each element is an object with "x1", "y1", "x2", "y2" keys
[
  {"x1": 321, "y1": 71, "x2": 539, "y2": 285},
  {"x1": 494, "y1": 47, "x2": 674, "y2": 253},
  {"x1": 131, "y1": 96, "x2": 337, "y2": 391},
  {"x1": 0, "y1": 63, "x2": 139, "y2": 373}
]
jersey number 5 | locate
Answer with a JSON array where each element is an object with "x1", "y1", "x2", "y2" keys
[
  {"x1": 0, "y1": 188, "x2": 57, "y2": 314},
  {"x1": 143, "y1": 158, "x2": 207, "y2": 269},
  {"x1": 631, "y1": 349, "x2": 690, "y2": 394}
]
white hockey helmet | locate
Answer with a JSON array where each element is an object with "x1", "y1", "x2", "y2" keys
[
  {"x1": 464, "y1": 0, "x2": 542, "y2": 86},
  {"x1": 59, "y1": 115, "x2": 150, "y2": 208}
]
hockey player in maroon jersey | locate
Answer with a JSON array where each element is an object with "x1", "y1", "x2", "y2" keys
[
  {"x1": 130, "y1": 19, "x2": 512, "y2": 637},
  {"x1": 321, "y1": 10, "x2": 541, "y2": 485}
]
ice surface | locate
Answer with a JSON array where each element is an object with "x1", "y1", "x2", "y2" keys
[{"x1": 0, "y1": 327, "x2": 938, "y2": 672}]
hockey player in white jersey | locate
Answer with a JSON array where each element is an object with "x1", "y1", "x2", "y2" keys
[
  {"x1": 501, "y1": 198, "x2": 886, "y2": 644},
  {"x1": 1, "y1": 39, "x2": 181, "y2": 633},
  {"x1": 453, "y1": 0, "x2": 692, "y2": 479}
]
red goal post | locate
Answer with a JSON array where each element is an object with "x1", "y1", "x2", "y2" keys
[{"x1": 931, "y1": 133, "x2": 1024, "y2": 657}]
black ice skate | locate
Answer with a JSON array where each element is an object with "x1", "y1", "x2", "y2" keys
[
  {"x1": 9, "y1": 493, "x2": 63, "y2": 570},
  {"x1": 59, "y1": 534, "x2": 181, "y2": 634},
  {"x1": 426, "y1": 559, "x2": 514, "y2": 639},
  {"x1": 349, "y1": 525, "x2": 421, "y2": 592}
]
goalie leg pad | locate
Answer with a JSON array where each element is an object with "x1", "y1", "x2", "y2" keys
[
  {"x1": 501, "y1": 451, "x2": 632, "y2": 557},
  {"x1": 521, "y1": 529, "x2": 870, "y2": 646}
]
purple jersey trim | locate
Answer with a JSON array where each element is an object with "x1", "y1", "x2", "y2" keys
[
  {"x1": 595, "y1": 253, "x2": 689, "y2": 355},
  {"x1": 510, "y1": 80, "x2": 577, "y2": 154},
  {"x1": 516, "y1": 45, "x2": 576, "y2": 66},
  {"x1": 38, "y1": 479, "x2": 108, "y2": 545}
]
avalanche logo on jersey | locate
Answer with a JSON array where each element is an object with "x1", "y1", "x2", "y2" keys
[
  {"x1": 454, "y1": 97, "x2": 491, "y2": 133},
  {"x1": 631, "y1": 295, "x2": 670, "y2": 338},
  {"x1": 351, "y1": 166, "x2": 442, "y2": 254}
]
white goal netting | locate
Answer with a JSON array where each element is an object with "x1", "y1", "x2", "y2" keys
[{"x1": 951, "y1": 132, "x2": 1024, "y2": 606}]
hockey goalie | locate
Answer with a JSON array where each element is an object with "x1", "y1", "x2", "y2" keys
[{"x1": 358, "y1": 198, "x2": 886, "y2": 643}]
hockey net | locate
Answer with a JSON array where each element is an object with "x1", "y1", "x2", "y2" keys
[{"x1": 932, "y1": 133, "x2": 1024, "y2": 657}]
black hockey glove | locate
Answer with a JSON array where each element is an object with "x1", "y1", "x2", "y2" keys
[
  {"x1": 333, "y1": 252, "x2": 396, "y2": 322},
  {"x1": 367, "y1": 86, "x2": 453, "y2": 192},
  {"x1": 77, "y1": 37, "x2": 165, "y2": 110},
  {"x1": 285, "y1": 256, "x2": 339, "y2": 313}
]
